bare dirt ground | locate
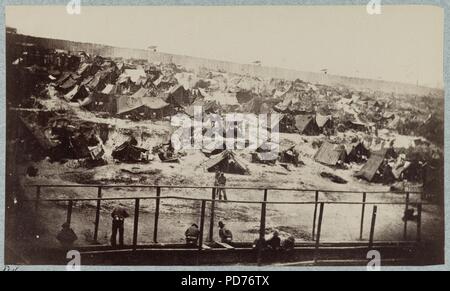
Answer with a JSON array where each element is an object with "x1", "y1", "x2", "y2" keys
[{"x1": 15, "y1": 125, "x2": 444, "y2": 250}]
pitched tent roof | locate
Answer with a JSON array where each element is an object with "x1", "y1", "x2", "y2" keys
[
  {"x1": 207, "y1": 91, "x2": 239, "y2": 106},
  {"x1": 102, "y1": 84, "x2": 117, "y2": 95},
  {"x1": 295, "y1": 115, "x2": 320, "y2": 135},
  {"x1": 184, "y1": 99, "x2": 220, "y2": 117},
  {"x1": 166, "y1": 84, "x2": 193, "y2": 107},
  {"x1": 131, "y1": 87, "x2": 153, "y2": 99},
  {"x1": 124, "y1": 69, "x2": 147, "y2": 83},
  {"x1": 64, "y1": 85, "x2": 90, "y2": 102},
  {"x1": 355, "y1": 148, "x2": 388, "y2": 181},
  {"x1": 316, "y1": 114, "x2": 332, "y2": 128},
  {"x1": 314, "y1": 141, "x2": 347, "y2": 166},
  {"x1": 116, "y1": 95, "x2": 145, "y2": 115},
  {"x1": 201, "y1": 150, "x2": 250, "y2": 175},
  {"x1": 143, "y1": 97, "x2": 170, "y2": 110}
]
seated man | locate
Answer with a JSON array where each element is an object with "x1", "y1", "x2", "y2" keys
[
  {"x1": 266, "y1": 231, "x2": 281, "y2": 250},
  {"x1": 57, "y1": 222, "x2": 78, "y2": 248},
  {"x1": 185, "y1": 223, "x2": 200, "y2": 246},
  {"x1": 252, "y1": 238, "x2": 267, "y2": 250},
  {"x1": 281, "y1": 236, "x2": 295, "y2": 251},
  {"x1": 218, "y1": 221, "x2": 233, "y2": 244}
]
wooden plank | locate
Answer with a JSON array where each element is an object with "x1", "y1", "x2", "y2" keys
[
  {"x1": 202, "y1": 244, "x2": 211, "y2": 250},
  {"x1": 312, "y1": 190, "x2": 319, "y2": 239},
  {"x1": 359, "y1": 192, "x2": 367, "y2": 240},
  {"x1": 403, "y1": 192, "x2": 410, "y2": 240},
  {"x1": 369, "y1": 205, "x2": 378, "y2": 249},
  {"x1": 132, "y1": 198, "x2": 140, "y2": 251},
  {"x1": 66, "y1": 200, "x2": 73, "y2": 225},
  {"x1": 417, "y1": 203, "x2": 422, "y2": 242},
  {"x1": 257, "y1": 189, "x2": 268, "y2": 265},
  {"x1": 208, "y1": 187, "x2": 216, "y2": 242},
  {"x1": 215, "y1": 241, "x2": 234, "y2": 249},
  {"x1": 198, "y1": 200, "x2": 206, "y2": 251},
  {"x1": 35, "y1": 186, "x2": 41, "y2": 213},
  {"x1": 314, "y1": 202, "x2": 325, "y2": 262},
  {"x1": 153, "y1": 187, "x2": 161, "y2": 243},
  {"x1": 93, "y1": 187, "x2": 102, "y2": 242}
]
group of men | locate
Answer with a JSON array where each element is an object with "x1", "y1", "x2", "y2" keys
[
  {"x1": 185, "y1": 221, "x2": 233, "y2": 246},
  {"x1": 56, "y1": 197, "x2": 294, "y2": 252}
]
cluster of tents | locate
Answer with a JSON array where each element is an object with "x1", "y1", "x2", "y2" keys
[
  {"x1": 313, "y1": 139, "x2": 441, "y2": 186},
  {"x1": 17, "y1": 111, "x2": 108, "y2": 163}
]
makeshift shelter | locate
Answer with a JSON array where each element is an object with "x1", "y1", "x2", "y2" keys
[
  {"x1": 252, "y1": 141, "x2": 278, "y2": 164},
  {"x1": 355, "y1": 149, "x2": 393, "y2": 182},
  {"x1": 101, "y1": 84, "x2": 118, "y2": 95},
  {"x1": 201, "y1": 137, "x2": 226, "y2": 157},
  {"x1": 345, "y1": 120, "x2": 368, "y2": 132},
  {"x1": 201, "y1": 150, "x2": 249, "y2": 175},
  {"x1": 207, "y1": 91, "x2": 239, "y2": 106},
  {"x1": 166, "y1": 84, "x2": 193, "y2": 107},
  {"x1": 112, "y1": 136, "x2": 150, "y2": 163},
  {"x1": 314, "y1": 141, "x2": 347, "y2": 166},
  {"x1": 274, "y1": 83, "x2": 316, "y2": 114},
  {"x1": 279, "y1": 145, "x2": 301, "y2": 166},
  {"x1": 344, "y1": 142, "x2": 370, "y2": 163},
  {"x1": 294, "y1": 115, "x2": 320, "y2": 135},
  {"x1": 242, "y1": 97, "x2": 273, "y2": 115},
  {"x1": 116, "y1": 95, "x2": 144, "y2": 115},
  {"x1": 123, "y1": 69, "x2": 147, "y2": 83},
  {"x1": 184, "y1": 99, "x2": 221, "y2": 117},
  {"x1": 236, "y1": 90, "x2": 255, "y2": 104},
  {"x1": 142, "y1": 97, "x2": 173, "y2": 120},
  {"x1": 64, "y1": 85, "x2": 90, "y2": 102},
  {"x1": 316, "y1": 114, "x2": 333, "y2": 133},
  {"x1": 269, "y1": 114, "x2": 296, "y2": 133}
]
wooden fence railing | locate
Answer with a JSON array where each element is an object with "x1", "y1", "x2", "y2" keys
[{"x1": 24, "y1": 184, "x2": 427, "y2": 262}]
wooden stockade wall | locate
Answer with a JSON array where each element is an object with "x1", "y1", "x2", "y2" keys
[
  {"x1": 7, "y1": 32, "x2": 440, "y2": 96},
  {"x1": 25, "y1": 184, "x2": 426, "y2": 263}
]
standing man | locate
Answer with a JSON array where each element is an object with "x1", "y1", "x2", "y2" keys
[
  {"x1": 218, "y1": 221, "x2": 233, "y2": 244},
  {"x1": 217, "y1": 172, "x2": 228, "y2": 201},
  {"x1": 214, "y1": 170, "x2": 220, "y2": 200},
  {"x1": 111, "y1": 205, "x2": 130, "y2": 247}
]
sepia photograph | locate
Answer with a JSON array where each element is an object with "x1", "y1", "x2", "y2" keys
[{"x1": 3, "y1": 4, "x2": 446, "y2": 269}]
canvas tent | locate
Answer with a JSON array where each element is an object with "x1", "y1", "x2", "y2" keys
[
  {"x1": 344, "y1": 142, "x2": 370, "y2": 163},
  {"x1": 201, "y1": 150, "x2": 250, "y2": 175},
  {"x1": 295, "y1": 115, "x2": 320, "y2": 135},
  {"x1": 184, "y1": 99, "x2": 221, "y2": 117},
  {"x1": 316, "y1": 114, "x2": 333, "y2": 133},
  {"x1": 314, "y1": 141, "x2": 347, "y2": 166},
  {"x1": 112, "y1": 136, "x2": 149, "y2": 162},
  {"x1": 166, "y1": 84, "x2": 193, "y2": 107},
  {"x1": 355, "y1": 148, "x2": 391, "y2": 182},
  {"x1": 64, "y1": 85, "x2": 90, "y2": 102}
]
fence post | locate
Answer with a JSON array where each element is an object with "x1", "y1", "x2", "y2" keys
[
  {"x1": 314, "y1": 202, "x2": 325, "y2": 263},
  {"x1": 359, "y1": 192, "x2": 367, "y2": 240},
  {"x1": 93, "y1": 187, "x2": 102, "y2": 242},
  {"x1": 153, "y1": 187, "x2": 161, "y2": 243},
  {"x1": 403, "y1": 192, "x2": 410, "y2": 240},
  {"x1": 66, "y1": 200, "x2": 73, "y2": 226},
  {"x1": 417, "y1": 203, "x2": 422, "y2": 243},
  {"x1": 312, "y1": 190, "x2": 319, "y2": 240},
  {"x1": 35, "y1": 186, "x2": 41, "y2": 213},
  {"x1": 133, "y1": 198, "x2": 140, "y2": 251},
  {"x1": 257, "y1": 190, "x2": 268, "y2": 265},
  {"x1": 198, "y1": 200, "x2": 206, "y2": 251},
  {"x1": 208, "y1": 187, "x2": 216, "y2": 242},
  {"x1": 368, "y1": 205, "x2": 378, "y2": 249}
]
